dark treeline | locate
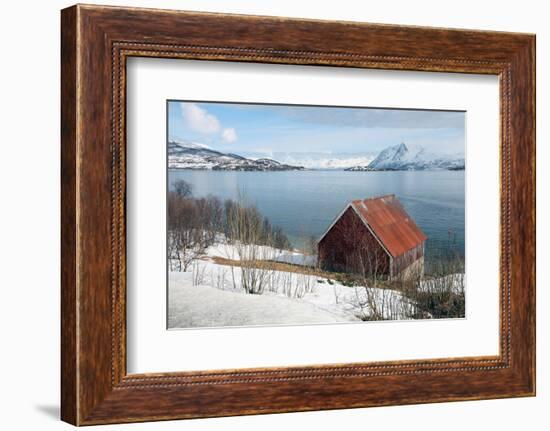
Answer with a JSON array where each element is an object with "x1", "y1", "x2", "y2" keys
[{"x1": 168, "y1": 179, "x2": 291, "y2": 271}]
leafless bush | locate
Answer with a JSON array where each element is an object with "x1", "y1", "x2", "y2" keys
[
  {"x1": 363, "y1": 287, "x2": 416, "y2": 320},
  {"x1": 209, "y1": 266, "x2": 228, "y2": 291},
  {"x1": 403, "y1": 277, "x2": 464, "y2": 319},
  {"x1": 389, "y1": 252, "x2": 465, "y2": 319},
  {"x1": 168, "y1": 191, "x2": 212, "y2": 271},
  {"x1": 224, "y1": 197, "x2": 278, "y2": 294},
  {"x1": 194, "y1": 195, "x2": 224, "y2": 245},
  {"x1": 191, "y1": 260, "x2": 206, "y2": 286},
  {"x1": 172, "y1": 179, "x2": 193, "y2": 198}
]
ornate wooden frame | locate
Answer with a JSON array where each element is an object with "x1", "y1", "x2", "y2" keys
[{"x1": 61, "y1": 4, "x2": 536, "y2": 425}]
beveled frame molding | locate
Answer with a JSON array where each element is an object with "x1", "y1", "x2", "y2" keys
[{"x1": 61, "y1": 4, "x2": 535, "y2": 425}]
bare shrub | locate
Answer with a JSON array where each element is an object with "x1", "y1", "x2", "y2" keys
[
  {"x1": 224, "y1": 198, "x2": 278, "y2": 294},
  {"x1": 210, "y1": 266, "x2": 228, "y2": 291},
  {"x1": 403, "y1": 273, "x2": 464, "y2": 319},
  {"x1": 194, "y1": 195, "x2": 224, "y2": 245},
  {"x1": 352, "y1": 285, "x2": 412, "y2": 321},
  {"x1": 172, "y1": 179, "x2": 193, "y2": 198},
  {"x1": 168, "y1": 192, "x2": 212, "y2": 271},
  {"x1": 191, "y1": 260, "x2": 206, "y2": 286},
  {"x1": 392, "y1": 253, "x2": 465, "y2": 319}
]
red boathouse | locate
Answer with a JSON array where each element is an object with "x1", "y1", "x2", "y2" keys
[{"x1": 317, "y1": 195, "x2": 427, "y2": 279}]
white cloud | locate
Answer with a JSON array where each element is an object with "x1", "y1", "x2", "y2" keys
[
  {"x1": 221, "y1": 127, "x2": 238, "y2": 144},
  {"x1": 181, "y1": 103, "x2": 220, "y2": 134}
]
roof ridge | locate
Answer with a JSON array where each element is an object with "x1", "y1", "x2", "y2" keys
[{"x1": 363, "y1": 193, "x2": 396, "y2": 202}]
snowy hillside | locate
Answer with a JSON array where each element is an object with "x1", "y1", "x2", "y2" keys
[
  {"x1": 346, "y1": 143, "x2": 465, "y2": 171},
  {"x1": 168, "y1": 240, "x2": 417, "y2": 328},
  {"x1": 168, "y1": 140, "x2": 305, "y2": 171}
]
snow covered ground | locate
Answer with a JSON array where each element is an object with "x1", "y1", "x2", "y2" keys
[
  {"x1": 169, "y1": 272, "x2": 355, "y2": 328},
  {"x1": 168, "y1": 241, "x2": 416, "y2": 328}
]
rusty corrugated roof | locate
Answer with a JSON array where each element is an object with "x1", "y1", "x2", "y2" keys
[{"x1": 351, "y1": 194, "x2": 427, "y2": 258}]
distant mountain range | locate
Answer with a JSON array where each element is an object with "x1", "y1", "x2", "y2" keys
[
  {"x1": 270, "y1": 153, "x2": 374, "y2": 170},
  {"x1": 168, "y1": 140, "x2": 464, "y2": 172},
  {"x1": 168, "y1": 140, "x2": 305, "y2": 171},
  {"x1": 346, "y1": 143, "x2": 465, "y2": 171}
]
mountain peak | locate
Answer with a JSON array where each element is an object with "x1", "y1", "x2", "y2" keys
[
  {"x1": 394, "y1": 142, "x2": 409, "y2": 159},
  {"x1": 346, "y1": 143, "x2": 464, "y2": 171}
]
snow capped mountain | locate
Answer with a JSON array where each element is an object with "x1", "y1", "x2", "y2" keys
[
  {"x1": 346, "y1": 143, "x2": 465, "y2": 171},
  {"x1": 168, "y1": 137, "x2": 210, "y2": 150},
  {"x1": 168, "y1": 141, "x2": 304, "y2": 171},
  {"x1": 273, "y1": 153, "x2": 375, "y2": 170},
  {"x1": 168, "y1": 140, "x2": 462, "y2": 172}
]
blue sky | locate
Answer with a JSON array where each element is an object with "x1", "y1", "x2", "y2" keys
[{"x1": 168, "y1": 101, "x2": 465, "y2": 158}]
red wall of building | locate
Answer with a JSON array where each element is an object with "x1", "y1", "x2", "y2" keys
[{"x1": 318, "y1": 207, "x2": 390, "y2": 276}]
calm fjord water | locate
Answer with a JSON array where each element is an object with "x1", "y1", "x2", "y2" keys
[{"x1": 169, "y1": 170, "x2": 465, "y2": 266}]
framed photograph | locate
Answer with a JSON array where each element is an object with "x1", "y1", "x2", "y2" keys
[{"x1": 61, "y1": 4, "x2": 535, "y2": 425}]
